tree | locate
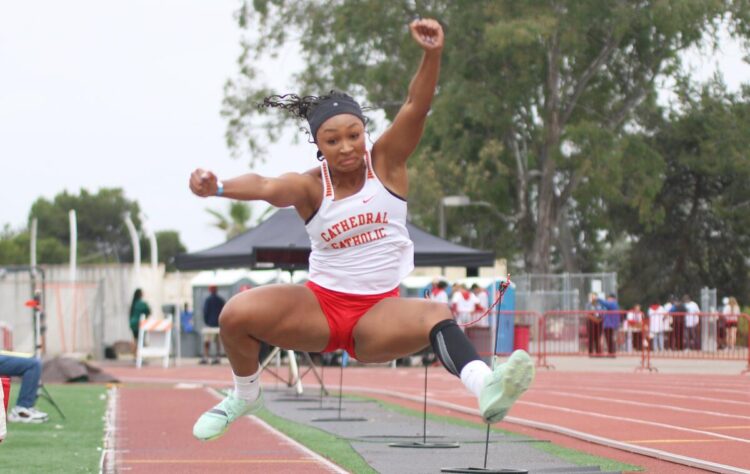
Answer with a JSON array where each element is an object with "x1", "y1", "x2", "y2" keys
[
  {"x1": 0, "y1": 225, "x2": 29, "y2": 265},
  {"x1": 618, "y1": 82, "x2": 750, "y2": 306},
  {"x1": 140, "y1": 231, "x2": 188, "y2": 272},
  {"x1": 206, "y1": 202, "x2": 271, "y2": 240},
  {"x1": 2, "y1": 189, "x2": 188, "y2": 268},
  {"x1": 28, "y1": 188, "x2": 143, "y2": 263},
  {"x1": 222, "y1": 0, "x2": 749, "y2": 273}
]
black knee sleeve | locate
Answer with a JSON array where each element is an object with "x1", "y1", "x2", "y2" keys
[{"x1": 429, "y1": 319, "x2": 481, "y2": 377}]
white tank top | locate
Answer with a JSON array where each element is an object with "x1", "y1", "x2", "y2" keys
[{"x1": 305, "y1": 151, "x2": 414, "y2": 294}]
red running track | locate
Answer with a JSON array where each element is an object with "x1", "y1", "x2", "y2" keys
[
  {"x1": 113, "y1": 385, "x2": 346, "y2": 473},
  {"x1": 105, "y1": 363, "x2": 750, "y2": 473},
  {"x1": 337, "y1": 368, "x2": 750, "y2": 473}
]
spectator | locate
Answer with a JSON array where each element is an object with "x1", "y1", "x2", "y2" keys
[
  {"x1": 201, "y1": 285, "x2": 226, "y2": 365},
  {"x1": 428, "y1": 279, "x2": 449, "y2": 305},
  {"x1": 128, "y1": 288, "x2": 151, "y2": 344},
  {"x1": 470, "y1": 283, "x2": 490, "y2": 328},
  {"x1": 662, "y1": 298, "x2": 674, "y2": 350},
  {"x1": 669, "y1": 296, "x2": 686, "y2": 351},
  {"x1": 598, "y1": 293, "x2": 621, "y2": 356},
  {"x1": 717, "y1": 297, "x2": 728, "y2": 350},
  {"x1": 683, "y1": 294, "x2": 700, "y2": 351},
  {"x1": 723, "y1": 296, "x2": 741, "y2": 350},
  {"x1": 624, "y1": 304, "x2": 643, "y2": 352},
  {"x1": 450, "y1": 283, "x2": 480, "y2": 327},
  {"x1": 585, "y1": 293, "x2": 603, "y2": 355},
  {"x1": 0, "y1": 354, "x2": 48, "y2": 423},
  {"x1": 648, "y1": 303, "x2": 667, "y2": 352}
]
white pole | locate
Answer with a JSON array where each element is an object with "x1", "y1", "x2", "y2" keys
[
  {"x1": 123, "y1": 212, "x2": 141, "y2": 284},
  {"x1": 30, "y1": 218, "x2": 38, "y2": 267},
  {"x1": 69, "y1": 210, "x2": 77, "y2": 282},
  {"x1": 149, "y1": 230, "x2": 158, "y2": 273}
]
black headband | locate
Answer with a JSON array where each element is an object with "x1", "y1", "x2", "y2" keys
[{"x1": 307, "y1": 94, "x2": 365, "y2": 143}]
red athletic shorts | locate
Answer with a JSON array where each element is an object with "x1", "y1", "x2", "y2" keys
[{"x1": 305, "y1": 280, "x2": 400, "y2": 358}]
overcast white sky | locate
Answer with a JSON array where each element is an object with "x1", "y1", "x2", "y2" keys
[
  {"x1": 1, "y1": 2, "x2": 748, "y2": 253},
  {"x1": 0, "y1": 0, "x2": 311, "y2": 252}
]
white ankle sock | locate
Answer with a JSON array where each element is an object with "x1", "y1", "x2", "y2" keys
[
  {"x1": 232, "y1": 368, "x2": 261, "y2": 402},
  {"x1": 459, "y1": 360, "x2": 492, "y2": 398}
]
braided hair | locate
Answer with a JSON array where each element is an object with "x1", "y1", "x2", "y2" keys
[
  {"x1": 259, "y1": 91, "x2": 369, "y2": 145},
  {"x1": 259, "y1": 93, "x2": 324, "y2": 122}
]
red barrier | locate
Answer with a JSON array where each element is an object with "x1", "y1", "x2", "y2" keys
[
  {"x1": 642, "y1": 311, "x2": 747, "y2": 358},
  {"x1": 0, "y1": 323, "x2": 11, "y2": 351},
  {"x1": 1, "y1": 376, "x2": 8, "y2": 443},
  {"x1": 473, "y1": 311, "x2": 549, "y2": 368},
  {"x1": 538, "y1": 310, "x2": 749, "y2": 374},
  {"x1": 463, "y1": 308, "x2": 748, "y2": 374},
  {"x1": 497, "y1": 310, "x2": 550, "y2": 369},
  {"x1": 1, "y1": 377, "x2": 8, "y2": 412},
  {"x1": 540, "y1": 310, "x2": 633, "y2": 358}
]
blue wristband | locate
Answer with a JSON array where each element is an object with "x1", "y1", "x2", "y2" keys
[{"x1": 216, "y1": 181, "x2": 224, "y2": 196}]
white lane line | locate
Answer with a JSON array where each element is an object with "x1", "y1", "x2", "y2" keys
[
  {"x1": 535, "y1": 390, "x2": 750, "y2": 421},
  {"x1": 99, "y1": 385, "x2": 118, "y2": 474},
  {"x1": 111, "y1": 375, "x2": 230, "y2": 386},
  {"x1": 508, "y1": 416, "x2": 750, "y2": 474},
  {"x1": 532, "y1": 385, "x2": 750, "y2": 406},
  {"x1": 631, "y1": 381, "x2": 750, "y2": 391},
  {"x1": 535, "y1": 374, "x2": 750, "y2": 386},
  {"x1": 342, "y1": 384, "x2": 750, "y2": 474},
  {"x1": 518, "y1": 400, "x2": 750, "y2": 443},
  {"x1": 206, "y1": 388, "x2": 348, "y2": 474},
  {"x1": 537, "y1": 381, "x2": 750, "y2": 397}
]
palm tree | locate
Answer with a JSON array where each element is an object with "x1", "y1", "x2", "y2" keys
[{"x1": 206, "y1": 202, "x2": 271, "y2": 240}]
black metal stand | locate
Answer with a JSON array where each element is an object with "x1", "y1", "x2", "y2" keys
[
  {"x1": 261, "y1": 347, "x2": 328, "y2": 401},
  {"x1": 37, "y1": 383, "x2": 65, "y2": 420},
  {"x1": 389, "y1": 363, "x2": 458, "y2": 449},
  {"x1": 299, "y1": 361, "x2": 338, "y2": 411},
  {"x1": 442, "y1": 338, "x2": 527, "y2": 474},
  {"x1": 20, "y1": 268, "x2": 66, "y2": 420},
  {"x1": 312, "y1": 362, "x2": 366, "y2": 422},
  {"x1": 440, "y1": 425, "x2": 526, "y2": 473}
]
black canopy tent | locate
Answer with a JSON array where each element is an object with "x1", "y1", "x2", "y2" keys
[{"x1": 174, "y1": 208, "x2": 494, "y2": 271}]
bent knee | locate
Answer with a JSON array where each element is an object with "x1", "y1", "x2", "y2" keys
[
  {"x1": 424, "y1": 302, "x2": 453, "y2": 327},
  {"x1": 218, "y1": 297, "x2": 252, "y2": 332}
]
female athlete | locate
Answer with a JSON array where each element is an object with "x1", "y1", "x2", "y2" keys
[{"x1": 190, "y1": 18, "x2": 534, "y2": 441}]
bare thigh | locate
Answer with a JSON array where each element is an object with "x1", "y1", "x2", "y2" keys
[
  {"x1": 352, "y1": 298, "x2": 453, "y2": 363},
  {"x1": 219, "y1": 284, "x2": 330, "y2": 353}
]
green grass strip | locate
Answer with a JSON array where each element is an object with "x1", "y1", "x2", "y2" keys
[
  {"x1": 343, "y1": 393, "x2": 642, "y2": 472},
  {"x1": 3, "y1": 383, "x2": 107, "y2": 473},
  {"x1": 255, "y1": 407, "x2": 377, "y2": 474}
]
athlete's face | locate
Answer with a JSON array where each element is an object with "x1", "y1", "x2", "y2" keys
[{"x1": 316, "y1": 114, "x2": 366, "y2": 172}]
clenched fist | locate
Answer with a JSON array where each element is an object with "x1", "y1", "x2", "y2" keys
[
  {"x1": 190, "y1": 168, "x2": 219, "y2": 197},
  {"x1": 409, "y1": 18, "x2": 444, "y2": 52}
]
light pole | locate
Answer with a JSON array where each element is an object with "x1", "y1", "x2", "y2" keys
[
  {"x1": 439, "y1": 195, "x2": 508, "y2": 241},
  {"x1": 439, "y1": 195, "x2": 471, "y2": 239}
]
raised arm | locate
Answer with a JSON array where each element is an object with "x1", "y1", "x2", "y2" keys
[
  {"x1": 189, "y1": 168, "x2": 318, "y2": 215},
  {"x1": 373, "y1": 19, "x2": 444, "y2": 168}
]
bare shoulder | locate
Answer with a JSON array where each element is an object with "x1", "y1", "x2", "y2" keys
[
  {"x1": 300, "y1": 166, "x2": 322, "y2": 181},
  {"x1": 284, "y1": 167, "x2": 322, "y2": 218},
  {"x1": 371, "y1": 141, "x2": 409, "y2": 197},
  {"x1": 294, "y1": 167, "x2": 322, "y2": 195}
]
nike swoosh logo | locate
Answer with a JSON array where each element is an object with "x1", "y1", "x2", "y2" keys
[{"x1": 363, "y1": 195, "x2": 376, "y2": 204}]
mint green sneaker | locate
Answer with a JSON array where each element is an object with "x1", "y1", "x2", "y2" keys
[
  {"x1": 479, "y1": 350, "x2": 534, "y2": 423},
  {"x1": 193, "y1": 388, "x2": 264, "y2": 441}
]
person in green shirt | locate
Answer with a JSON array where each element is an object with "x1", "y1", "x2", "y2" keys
[{"x1": 129, "y1": 288, "x2": 151, "y2": 342}]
